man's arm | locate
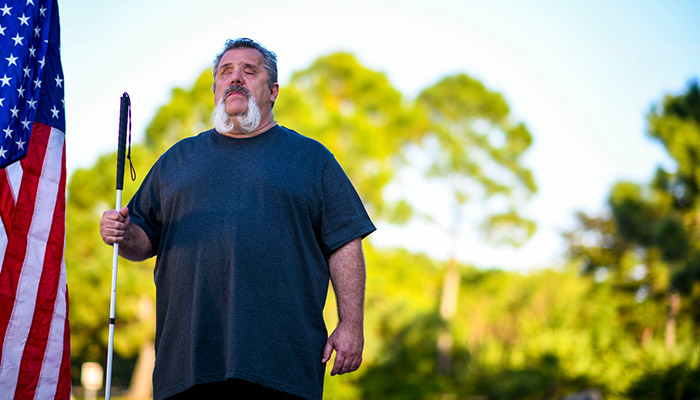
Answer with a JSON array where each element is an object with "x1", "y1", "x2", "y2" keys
[
  {"x1": 100, "y1": 206, "x2": 153, "y2": 262},
  {"x1": 322, "y1": 237, "x2": 366, "y2": 376}
]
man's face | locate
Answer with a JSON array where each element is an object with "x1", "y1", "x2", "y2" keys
[{"x1": 213, "y1": 48, "x2": 279, "y2": 119}]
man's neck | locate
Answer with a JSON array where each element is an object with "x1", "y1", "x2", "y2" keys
[{"x1": 218, "y1": 119, "x2": 277, "y2": 138}]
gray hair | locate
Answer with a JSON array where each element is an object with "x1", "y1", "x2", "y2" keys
[{"x1": 213, "y1": 38, "x2": 278, "y2": 90}]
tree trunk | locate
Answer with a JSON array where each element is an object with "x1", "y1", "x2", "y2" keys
[
  {"x1": 641, "y1": 327, "x2": 653, "y2": 347},
  {"x1": 126, "y1": 340, "x2": 155, "y2": 399},
  {"x1": 665, "y1": 291, "x2": 680, "y2": 349},
  {"x1": 437, "y1": 258, "x2": 460, "y2": 375}
]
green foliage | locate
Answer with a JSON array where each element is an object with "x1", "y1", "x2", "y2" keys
[
  {"x1": 609, "y1": 181, "x2": 658, "y2": 246},
  {"x1": 648, "y1": 80, "x2": 700, "y2": 189},
  {"x1": 644, "y1": 80, "x2": 700, "y2": 295},
  {"x1": 485, "y1": 210, "x2": 537, "y2": 247},
  {"x1": 330, "y1": 258, "x2": 699, "y2": 400},
  {"x1": 416, "y1": 73, "x2": 537, "y2": 246},
  {"x1": 564, "y1": 79, "x2": 700, "y2": 398},
  {"x1": 567, "y1": 81, "x2": 700, "y2": 352},
  {"x1": 627, "y1": 359, "x2": 700, "y2": 400},
  {"x1": 652, "y1": 216, "x2": 690, "y2": 262},
  {"x1": 673, "y1": 254, "x2": 700, "y2": 294}
]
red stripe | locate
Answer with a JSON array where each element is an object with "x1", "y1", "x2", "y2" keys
[
  {"x1": 55, "y1": 290, "x2": 71, "y2": 400},
  {"x1": 0, "y1": 169, "x2": 16, "y2": 232},
  {"x1": 0, "y1": 124, "x2": 51, "y2": 366},
  {"x1": 14, "y1": 138, "x2": 66, "y2": 400}
]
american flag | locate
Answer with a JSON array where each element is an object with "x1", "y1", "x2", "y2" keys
[{"x1": 0, "y1": 0, "x2": 71, "y2": 398}]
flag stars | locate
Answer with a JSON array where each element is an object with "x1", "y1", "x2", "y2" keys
[
  {"x1": 0, "y1": 74, "x2": 11, "y2": 86},
  {"x1": 28, "y1": 46, "x2": 35, "y2": 57},
  {"x1": 38, "y1": 57, "x2": 45, "y2": 68},
  {"x1": 18, "y1": 13, "x2": 29, "y2": 26},
  {"x1": 33, "y1": 78, "x2": 41, "y2": 89},
  {"x1": 34, "y1": 26, "x2": 40, "y2": 37},
  {"x1": 10, "y1": 106, "x2": 19, "y2": 118},
  {"x1": 21, "y1": 118, "x2": 30, "y2": 130},
  {"x1": 23, "y1": 66, "x2": 30, "y2": 77},
  {"x1": 0, "y1": 24, "x2": 6, "y2": 36},
  {"x1": 0, "y1": 4, "x2": 11, "y2": 16},
  {"x1": 27, "y1": 98, "x2": 37, "y2": 110},
  {"x1": 12, "y1": 33, "x2": 23, "y2": 46},
  {"x1": 3, "y1": 127, "x2": 12, "y2": 138},
  {"x1": 26, "y1": 0, "x2": 35, "y2": 6},
  {"x1": 0, "y1": 97, "x2": 3, "y2": 106},
  {"x1": 17, "y1": 86, "x2": 25, "y2": 98},
  {"x1": 15, "y1": 138, "x2": 25, "y2": 151},
  {"x1": 51, "y1": 105, "x2": 59, "y2": 118},
  {"x1": 6, "y1": 53, "x2": 18, "y2": 66},
  {"x1": 0, "y1": 147, "x2": 7, "y2": 159},
  {"x1": 39, "y1": 6, "x2": 46, "y2": 17},
  {"x1": 55, "y1": 75, "x2": 63, "y2": 87}
]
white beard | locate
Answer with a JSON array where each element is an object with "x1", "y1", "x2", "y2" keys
[{"x1": 212, "y1": 95, "x2": 262, "y2": 135}]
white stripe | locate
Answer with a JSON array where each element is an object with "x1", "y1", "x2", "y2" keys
[
  {"x1": 0, "y1": 128, "x2": 65, "y2": 396},
  {"x1": 6, "y1": 160, "x2": 24, "y2": 204},
  {"x1": 34, "y1": 254, "x2": 67, "y2": 400}
]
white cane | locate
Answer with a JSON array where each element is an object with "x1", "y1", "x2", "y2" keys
[{"x1": 106, "y1": 93, "x2": 131, "y2": 400}]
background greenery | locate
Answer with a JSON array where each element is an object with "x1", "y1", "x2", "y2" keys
[{"x1": 66, "y1": 53, "x2": 700, "y2": 399}]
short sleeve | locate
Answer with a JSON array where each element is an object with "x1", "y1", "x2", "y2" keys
[
  {"x1": 127, "y1": 160, "x2": 163, "y2": 256},
  {"x1": 319, "y1": 156, "x2": 376, "y2": 255}
]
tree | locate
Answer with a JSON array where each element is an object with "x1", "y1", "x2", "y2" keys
[
  {"x1": 416, "y1": 74, "x2": 537, "y2": 373},
  {"x1": 646, "y1": 80, "x2": 700, "y2": 347},
  {"x1": 567, "y1": 181, "x2": 679, "y2": 346},
  {"x1": 647, "y1": 80, "x2": 700, "y2": 292},
  {"x1": 417, "y1": 74, "x2": 537, "y2": 246},
  {"x1": 566, "y1": 80, "x2": 700, "y2": 348}
]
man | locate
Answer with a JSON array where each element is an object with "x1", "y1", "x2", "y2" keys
[{"x1": 100, "y1": 38, "x2": 375, "y2": 400}]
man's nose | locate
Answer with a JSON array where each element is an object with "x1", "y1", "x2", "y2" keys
[{"x1": 229, "y1": 69, "x2": 243, "y2": 85}]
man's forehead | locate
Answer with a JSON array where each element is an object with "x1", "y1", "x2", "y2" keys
[{"x1": 219, "y1": 47, "x2": 265, "y2": 67}]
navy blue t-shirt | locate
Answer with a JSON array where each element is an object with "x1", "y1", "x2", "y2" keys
[{"x1": 127, "y1": 126, "x2": 376, "y2": 400}]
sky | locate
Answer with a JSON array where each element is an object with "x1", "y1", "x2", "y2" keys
[{"x1": 59, "y1": 0, "x2": 700, "y2": 271}]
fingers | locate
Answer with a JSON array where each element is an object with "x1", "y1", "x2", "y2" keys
[
  {"x1": 323, "y1": 336, "x2": 362, "y2": 376},
  {"x1": 331, "y1": 355, "x2": 344, "y2": 376},
  {"x1": 100, "y1": 209, "x2": 130, "y2": 245},
  {"x1": 349, "y1": 355, "x2": 362, "y2": 372},
  {"x1": 321, "y1": 341, "x2": 333, "y2": 364},
  {"x1": 102, "y1": 209, "x2": 126, "y2": 223},
  {"x1": 331, "y1": 352, "x2": 361, "y2": 376}
]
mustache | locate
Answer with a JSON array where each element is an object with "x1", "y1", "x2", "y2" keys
[{"x1": 223, "y1": 85, "x2": 251, "y2": 99}]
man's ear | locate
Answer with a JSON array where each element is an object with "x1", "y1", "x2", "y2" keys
[{"x1": 270, "y1": 82, "x2": 280, "y2": 105}]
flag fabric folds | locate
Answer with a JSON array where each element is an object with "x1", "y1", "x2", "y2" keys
[{"x1": 0, "y1": 0, "x2": 71, "y2": 398}]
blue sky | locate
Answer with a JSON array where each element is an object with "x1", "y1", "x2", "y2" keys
[{"x1": 59, "y1": 0, "x2": 700, "y2": 270}]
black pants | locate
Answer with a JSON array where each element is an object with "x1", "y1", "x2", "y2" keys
[{"x1": 167, "y1": 378, "x2": 306, "y2": 399}]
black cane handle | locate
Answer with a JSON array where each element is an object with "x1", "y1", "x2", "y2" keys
[{"x1": 116, "y1": 93, "x2": 130, "y2": 190}]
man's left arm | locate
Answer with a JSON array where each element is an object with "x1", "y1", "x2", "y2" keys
[{"x1": 322, "y1": 237, "x2": 366, "y2": 376}]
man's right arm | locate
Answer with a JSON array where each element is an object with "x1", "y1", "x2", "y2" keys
[{"x1": 100, "y1": 206, "x2": 153, "y2": 262}]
